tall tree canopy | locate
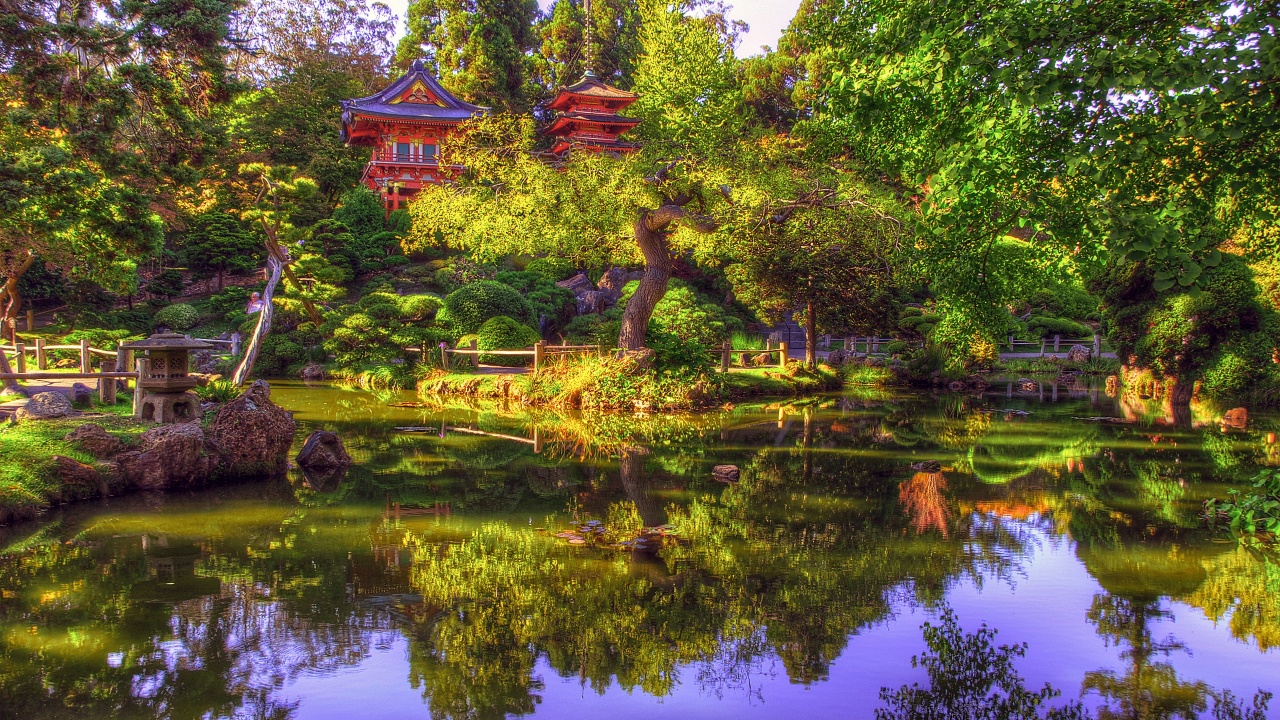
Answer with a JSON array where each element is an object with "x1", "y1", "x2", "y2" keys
[
  {"x1": 0, "y1": 0, "x2": 239, "y2": 338},
  {"x1": 395, "y1": 0, "x2": 541, "y2": 111},
  {"x1": 532, "y1": 0, "x2": 642, "y2": 94},
  {"x1": 801, "y1": 0, "x2": 1280, "y2": 351}
]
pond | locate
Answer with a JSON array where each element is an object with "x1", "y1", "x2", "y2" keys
[{"x1": 2, "y1": 381, "x2": 1278, "y2": 719}]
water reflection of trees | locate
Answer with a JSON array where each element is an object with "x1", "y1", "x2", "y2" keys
[
  {"x1": 0, "y1": 505, "x2": 399, "y2": 720},
  {"x1": 397, "y1": 441, "x2": 1039, "y2": 715}
]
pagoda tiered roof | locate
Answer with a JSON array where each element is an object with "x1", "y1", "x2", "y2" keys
[
  {"x1": 340, "y1": 59, "x2": 489, "y2": 146},
  {"x1": 541, "y1": 71, "x2": 641, "y2": 156}
]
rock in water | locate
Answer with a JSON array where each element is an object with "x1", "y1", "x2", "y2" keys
[
  {"x1": 65, "y1": 423, "x2": 125, "y2": 458},
  {"x1": 70, "y1": 383, "x2": 93, "y2": 407},
  {"x1": 15, "y1": 392, "x2": 73, "y2": 421},
  {"x1": 114, "y1": 423, "x2": 210, "y2": 491},
  {"x1": 301, "y1": 362, "x2": 325, "y2": 381},
  {"x1": 910, "y1": 460, "x2": 943, "y2": 472},
  {"x1": 297, "y1": 430, "x2": 351, "y2": 471},
  {"x1": 206, "y1": 380, "x2": 296, "y2": 478},
  {"x1": 1222, "y1": 407, "x2": 1249, "y2": 430},
  {"x1": 1066, "y1": 344, "x2": 1092, "y2": 363},
  {"x1": 712, "y1": 464, "x2": 740, "y2": 482}
]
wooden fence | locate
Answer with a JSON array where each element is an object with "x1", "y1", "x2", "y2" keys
[
  {"x1": 406, "y1": 340, "x2": 604, "y2": 373},
  {"x1": 713, "y1": 342, "x2": 790, "y2": 372}
]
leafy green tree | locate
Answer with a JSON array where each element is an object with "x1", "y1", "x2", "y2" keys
[
  {"x1": 803, "y1": 0, "x2": 1280, "y2": 355},
  {"x1": 532, "y1": 0, "x2": 642, "y2": 93},
  {"x1": 145, "y1": 270, "x2": 187, "y2": 300},
  {"x1": 395, "y1": 0, "x2": 540, "y2": 111},
  {"x1": 0, "y1": 0, "x2": 239, "y2": 342},
  {"x1": 184, "y1": 212, "x2": 264, "y2": 290},
  {"x1": 233, "y1": 164, "x2": 321, "y2": 384},
  {"x1": 1091, "y1": 255, "x2": 1279, "y2": 412},
  {"x1": 722, "y1": 153, "x2": 909, "y2": 367}
]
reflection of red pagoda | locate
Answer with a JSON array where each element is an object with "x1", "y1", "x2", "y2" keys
[
  {"x1": 340, "y1": 59, "x2": 489, "y2": 210},
  {"x1": 541, "y1": 71, "x2": 641, "y2": 157}
]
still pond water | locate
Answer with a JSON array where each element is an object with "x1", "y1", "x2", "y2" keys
[{"x1": 2, "y1": 381, "x2": 1279, "y2": 719}]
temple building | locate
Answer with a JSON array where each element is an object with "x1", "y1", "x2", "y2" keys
[
  {"x1": 339, "y1": 59, "x2": 489, "y2": 210},
  {"x1": 540, "y1": 71, "x2": 641, "y2": 158}
]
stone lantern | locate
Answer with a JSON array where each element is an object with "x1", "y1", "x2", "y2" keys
[{"x1": 121, "y1": 333, "x2": 213, "y2": 423}]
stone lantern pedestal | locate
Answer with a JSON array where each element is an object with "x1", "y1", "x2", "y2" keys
[{"x1": 121, "y1": 333, "x2": 214, "y2": 423}]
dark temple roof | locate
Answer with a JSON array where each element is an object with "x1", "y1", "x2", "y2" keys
[{"x1": 341, "y1": 60, "x2": 489, "y2": 141}]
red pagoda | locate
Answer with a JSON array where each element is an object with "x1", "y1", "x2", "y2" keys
[
  {"x1": 541, "y1": 71, "x2": 641, "y2": 157},
  {"x1": 340, "y1": 60, "x2": 489, "y2": 210}
]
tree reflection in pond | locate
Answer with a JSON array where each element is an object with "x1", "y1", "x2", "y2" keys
[{"x1": 0, "y1": 384, "x2": 1277, "y2": 718}]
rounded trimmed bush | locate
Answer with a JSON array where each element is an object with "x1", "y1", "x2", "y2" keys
[
  {"x1": 477, "y1": 316, "x2": 541, "y2": 366},
  {"x1": 443, "y1": 281, "x2": 536, "y2": 335},
  {"x1": 153, "y1": 303, "x2": 200, "y2": 331}
]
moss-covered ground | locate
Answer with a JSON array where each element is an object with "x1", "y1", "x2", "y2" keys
[{"x1": 0, "y1": 399, "x2": 144, "y2": 524}]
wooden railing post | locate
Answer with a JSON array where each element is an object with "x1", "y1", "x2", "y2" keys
[
  {"x1": 721, "y1": 340, "x2": 730, "y2": 373},
  {"x1": 14, "y1": 343, "x2": 24, "y2": 374},
  {"x1": 133, "y1": 357, "x2": 149, "y2": 419},
  {"x1": 25, "y1": 309, "x2": 34, "y2": 332},
  {"x1": 533, "y1": 340, "x2": 545, "y2": 374},
  {"x1": 99, "y1": 360, "x2": 116, "y2": 405},
  {"x1": 35, "y1": 338, "x2": 45, "y2": 370},
  {"x1": 469, "y1": 338, "x2": 478, "y2": 369},
  {"x1": 1008, "y1": 334, "x2": 1014, "y2": 350},
  {"x1": 1093, "y1": 333, "x2": 1101, "y2": 357},
  {"x1": 79, "y1": 338, "x2": 90, "y2": 372},
  {"x1": 1039, "y1": 338, "x2": 1046, "y2": 357},
  {"x1": 778, "y1": 341, "x2": 788, "y2": 368},
  {"x1": 1053, "y1": 334, "x2": 1061, "y2": 352}
]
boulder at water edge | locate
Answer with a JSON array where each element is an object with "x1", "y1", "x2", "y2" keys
[
  {"x1": 66, "y1": 423, "x2": 125, "y2": 459},
  {"x1": 1066, "y1": 344, "x2": 1092, "y2": 363},
  {"x1": 712, "y1": 464, "x2": 740, "y2": 483},
  {"x1": 113, "y1": 423, "x2": 211, "y2": 491},
  {"x1": 206, "y1": 380, "x2": 296, "y2": 478},
  {"x1": 15, "y1": 392, "x2": 73, "y2": 421}
]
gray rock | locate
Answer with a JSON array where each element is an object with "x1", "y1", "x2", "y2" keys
[
  {"x1": 1066, "y1": 344, "x2": 1091, "y2": 363},
  {"x1": 556, "y1": 272, "x2": 593, "y2": 296},
  {"x1": 206, "y1": 380, "x2": 296, "y2": 478},
  {"x1": 301, "y1": 362, "x2": 325, "y2": 381},
  {"x1": 296, "y1": 430, "x2": 351, "y2": 471},
  {"x1": 70, "y1": 383, "x2": 93, "y2": 407},
  {"x1": 911, "y1": 460, "x2": 943, "y2": 472},
  {"x1": 712, "y1": 464, "x2": 740, "y2": 482},
  {"x1": 66, "y1": 423, "x2": 125, "y2": 458},
  {"x1": 15, "y1": 392, "x2": 73, "y2": 421}
]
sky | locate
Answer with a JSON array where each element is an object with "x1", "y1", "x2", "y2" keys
[{"x1": 378, "y1": 0, "x2": 803, "y2": 57}]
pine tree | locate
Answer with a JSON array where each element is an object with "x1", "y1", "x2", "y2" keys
[{"x1": 395, "y1": 0, "x2": 540, "y2": 111}]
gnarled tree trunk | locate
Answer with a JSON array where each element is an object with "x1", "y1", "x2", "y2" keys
[
  {"x1": 232, "y1": 254, "x2": 283, "y2": 385},
  {"x1": 1, "y1": 252, "x2": 35, "y2": 344},
  {"x1": 618, "y1": 202, "x2": 718, "y2": 351}
]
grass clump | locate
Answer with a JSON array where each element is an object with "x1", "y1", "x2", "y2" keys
[{"x1": 0, "y1": 409, "x2": 144, "y2": 524}]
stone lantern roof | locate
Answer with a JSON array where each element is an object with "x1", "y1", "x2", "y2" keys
[{"x1": 121, "y1": 333, "x2": 214, "y2": 351}]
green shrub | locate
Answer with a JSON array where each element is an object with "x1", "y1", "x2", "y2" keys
[
  {"x1": 525, "y1": 257, "x2": 576, "y2": 282},
  {"x1": 400, "y1": 293, "x2": 443, "y2": 322},
  {"x1": 153, "y1": 303, "x2": 200, "y2": 331},
  {"x1": 647, "y1": 329, "x2": 712, "y2": 374},
  {"x1": 101, "y1": 310, "x2": 152, "y2": 334},
  {"x1": 1208, "y1": 468, "x2": 1280, "y2": 540},
  {"x1": 258, "y1": 335, "x2": 304, "y2": 376},
  {"x1": 495, "y1": 270, "x2": 575, "y2": 326},
  {"x1": 195, "y1": 379, "x2": 241, "y2": 403},
  {"x1": 443, "y1": 280, "x2": 536, "y2": 335},
  {"x1": 62, "y1": 328, "x2": 144, "y2": 352},
  {"x1": 1025, "y1": 315, "x2": 1092, "y2": 338},
  {"x1": 145, "y1": 269, "x2": 185, "y2": 298},
  {"x1": 477, "y1": 316, "x2": 541, "y2": 366},
  {"x1": 209, "y1": 286, "x2": 251, "y2": 318},
  {"x1": 884, "y1": 340, "x2": 910, "y2": 355}
]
